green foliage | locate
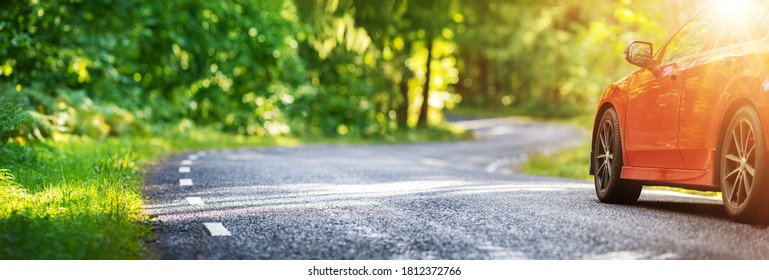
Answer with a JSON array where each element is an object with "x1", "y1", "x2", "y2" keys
[
  {"x1": 454, "y1": 0, "x2": 669, "y2": 116},
  {"x1": 2, "y1": 0, "x2": 451, "y2": 141},
  {"x1": 3, "y1": 0, "x2": 677, "y2": 137},
  {"x1": 0, "y1": 94, "x2": 29, "y2": 147}
]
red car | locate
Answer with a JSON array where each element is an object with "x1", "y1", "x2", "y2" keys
[{"x1": 590, "y1": 1, "x2": 769, "y2": 223}]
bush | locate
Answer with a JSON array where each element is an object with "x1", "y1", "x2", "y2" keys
[{"x1": 0, "y1": 92, "x2": 29, "y2": 147}]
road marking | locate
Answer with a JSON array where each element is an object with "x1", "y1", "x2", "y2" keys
[
  {"x1": 420, "y1": 158, "x2": 447, "y2": 167},
  {"x1": 478, "y1": 126, "x2": 518, "y2": 137},
  {"x1": 485, "y1": 156, "x2": 526, "y2": 174},
  {"x1": 179, "y1": 178, "x2": 193, "y2": 186},
  {"x1": 189, "y1": 154, "x2": 199, "y2": 160},
  {"x1": 181, "y1": 160, "x2": 193, "y2": 165},
  {"x1": 179, "y1": 166, "x2": 191, "y2": 173},
  {"x1": 186, "y1": 197, "x2": 205, "y2": 205},
  {"x1": 203, "y1": 223, "x2": 231, "y2": 236}
]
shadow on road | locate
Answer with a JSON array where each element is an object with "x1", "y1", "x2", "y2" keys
[{"x1": 635, "y1": 200, "x2": 730, "y2": 221}]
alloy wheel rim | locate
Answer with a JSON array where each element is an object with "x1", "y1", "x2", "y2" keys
[
  {"x1": 723, "y1": 119, "x2": 757, "y2": 208},
  {"x1": 596, "y1": 119, "x2": 614, "y2": 192}
]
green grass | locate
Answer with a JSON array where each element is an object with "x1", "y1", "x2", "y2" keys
[
  {"x1": 521, "y1": 140, "x2": 593, "y2": 181},
  {"x1": 447, "y1": 104, "x2": 534, "y2": 119},
  {"x1": 0, "y1": 124, "x2": 469, "y2": 259},
  {"x1": 1, "y1": 139, "x2": 155, "y2": 259},
  {"x1": 449, "y1": 103, "x2": 590, "y2": 117},
  {"x1": 448, "y1": 104, "x2": 595, "y2": 130}
]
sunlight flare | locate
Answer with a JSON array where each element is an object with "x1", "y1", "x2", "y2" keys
[{"x1": 712, "y1": 0, "x2": 752, "y2": 17}]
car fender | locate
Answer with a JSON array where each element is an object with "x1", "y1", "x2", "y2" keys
[{"x1": 590, "y1": 72, "x2": 636, "y2": 175}]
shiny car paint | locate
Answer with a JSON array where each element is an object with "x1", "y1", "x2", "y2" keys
[{"x1": 591, "y1": 5, "x2": 769, "y2": 191}]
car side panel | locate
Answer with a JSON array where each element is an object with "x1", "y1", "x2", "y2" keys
[
  {"x1": 677, "y1": 51, "x2": 731, "y2": 170},
  {"x1": 623, "y1": 65, "x2": 686, "y2": 169},
  {"x1": 618, "y1": 51, "x2": 769, "y2": 188},
  {"x1": 739, "y1": 54, "x2": 769, "y2": 154},
  {"x1": 709, "y1": 50, "x2": 769, "y2": 170},
  {"x1": 620, "y1": 166, "x2": 714, "y2": 188}
]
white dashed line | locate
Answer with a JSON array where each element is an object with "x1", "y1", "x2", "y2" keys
[
  {"x1": 179, "y1": 166, "x2": 191, "y2": 173},
  {"x1": 203, "y1": 223, "x2": 231, "y2": 236},
  {"x1": 181, "y1": 160, "x2": 193, "y2": 165},
  {"x1": 189, "y1": 155, "x2": 199, "y2": 160},
  {"x1": 179, "y1": 178, "x2": 193, "y2": 186},
  {"x1": 186, "y1": 197, "x2": 205, "y2": 205}
]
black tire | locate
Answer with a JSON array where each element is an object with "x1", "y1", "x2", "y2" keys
[
  {"x1": 593, "y1": 108, "x2": 642, "y2": 204},
  {"x1": 719, "y1": 106, "x2": 769, "y2": 223}
]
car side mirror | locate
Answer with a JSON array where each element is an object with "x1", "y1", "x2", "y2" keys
[{"x1": 624, "y1": 41, "x2": 654, "y2": 68}]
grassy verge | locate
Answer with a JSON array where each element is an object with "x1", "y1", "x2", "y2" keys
[
  {"x1": 0, "y1": 125, "x2": 469, "y2": 259},
  {"x1": 521, "y1": 140, "x2": 593, "y2": 181},
  {"x1": 447, "y1": 105, "x2": 595, "y2": 130}
]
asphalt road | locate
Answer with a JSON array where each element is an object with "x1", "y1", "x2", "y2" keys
[{"x1": 144, "y1": 118, "x2": 769, "y2": 260}]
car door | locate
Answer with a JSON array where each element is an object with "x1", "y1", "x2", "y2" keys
[{"x1": 624, "y1": 10, "x2": 721, "y2": 169}]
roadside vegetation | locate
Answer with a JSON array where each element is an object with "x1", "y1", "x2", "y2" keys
[
  {"x1": 521, "y1": 140, "x2": 593, "y2": 181},
  {"x1": 0, "y1": 126, "x2": 291, "y2": 259}
]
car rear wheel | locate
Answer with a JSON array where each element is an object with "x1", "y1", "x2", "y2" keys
[
  {"x1": 593, "y1": 108, "x2": 642, "y2": 204},
  {"x1": 719, "y1": 106, "x2": 769, "y2": 223}
]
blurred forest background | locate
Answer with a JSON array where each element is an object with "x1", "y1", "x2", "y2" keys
[{"x1": 1, "y1": 0, "x2": 705, "y2": 144}]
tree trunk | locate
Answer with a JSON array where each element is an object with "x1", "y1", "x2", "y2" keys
[
  {"x1": 397, "y1": 69, "x2": 410, "y2": 129},
  {"x1": 551, "y1": 52, "x2": 562, "y2": 105},
  {"x1": 485, "y1": 59, "x2": 497, "y2": 110},
  {"x1": 455, "y1": 51, "x2": 471, "y2": 99},
  {"x1": 515, "y1": 73, "x2": 529, "y2": 106},
  {"x1": 477, "y1": 54, "x2": 489, "y2": 108},
  {"x1": 397, "y1": 40, "x2": 413, "y2": 130},
  {"x1": 417, "y1": 39, "x2": 433, "y2": 128}
]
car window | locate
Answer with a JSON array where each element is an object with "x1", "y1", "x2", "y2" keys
[
  {"x1": 712, "y1": 5, "x2": 769, "y2": 48},
  {"x1": 660, "y1": 10, "x2": 721, "y2": 64}
]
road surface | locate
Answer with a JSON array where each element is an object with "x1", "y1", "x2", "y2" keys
[{"x1": 144, "y1": 118, "x2": 769, "y2": 259}]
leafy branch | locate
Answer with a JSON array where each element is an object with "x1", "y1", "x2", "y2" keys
[{"x1": 0, "y1": 99, "x2": 29, "y2": 148}]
